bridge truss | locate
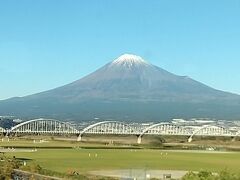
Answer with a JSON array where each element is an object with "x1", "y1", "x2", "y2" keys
[
  {"x1": 137, "y1": 123, "x2": 192, "y2": 144},
  {"x1": 77, "y1": 121, "x2": 138, "y2": 141},
  {"x1": 187, "y1": 125, "x2": 235, "y2": 142},
  {"x1": 9, "y1": 118, "x2": 79, "y2": 134},
  {"x1": 2, "y1": 119, "x2": 240, "y2": 143},
  {"x1": 0, "y1": 127, "x2": 5, "y2": 134}
]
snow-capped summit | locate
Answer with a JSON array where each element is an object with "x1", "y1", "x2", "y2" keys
[
  {"x1": 1, "y1": 53, "x2": 240, "y2": 121},
  {"x1": 111, "y1": 54, "x2": 150, "y2": 67}
]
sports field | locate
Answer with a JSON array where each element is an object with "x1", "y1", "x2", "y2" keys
[
  {"x1": 4, "y1": 148, "x2": 240, "y2": 174},
  {"x1": 1, "y1": 137, "x2": 240, "y2": 178}
]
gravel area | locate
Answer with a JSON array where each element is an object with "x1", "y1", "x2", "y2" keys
[{"x1": 90, "y1": 169, "x2": 189, "y2": 179}]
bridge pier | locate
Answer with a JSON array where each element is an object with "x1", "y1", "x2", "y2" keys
[
  {"x1": 188, "y1": 137, "x2": 192, "y2": 143},
  {"x1": 137, "y1": 135, "x2": 142, "y2": 144},
  {"x1": 231, "y1": 136, "x2": 238, "y2": 142},
  {"x1": 77, "y1": 135, "x2": 82, "y2": 142},
  {"x1": 5, "y1": 130, "x2": 10, "y2": 138}
]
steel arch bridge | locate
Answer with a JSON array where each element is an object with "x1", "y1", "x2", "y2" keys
[
  {"x1": 137, "y1": 123, "x2": 191, "y2": 144},
  {"x1": 187, "y1": 125, "x2": 234, "y2": 142},
  {"x1": 77, "y1": 121, "x2": 138, "y2": 141},
  {"x1": 3, "y1": 119, "x2": 240, "y2": 143},
  {"x1": 9, "y1": 118, "x2": 79, "y2": 134}
]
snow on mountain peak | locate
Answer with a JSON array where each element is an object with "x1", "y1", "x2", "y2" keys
[{"x1": 111, "y1": 54, "x2": 150, "y2": 67}]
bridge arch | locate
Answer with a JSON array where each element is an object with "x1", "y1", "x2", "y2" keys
[
  {"x1": 188, "y1": 125, "x2": 232, "y2": 142},
  {"x1": 77, "y1": 121, "x2": 137, "y2": 141},
  {"x1": 10, "y1": 118, "x2": 79, "y2": 134},
  {"x1": 137, "y1": 123, "x2": 190, "y2": 144},
  {"x1": 0, "y1": 126, "x2": 5, "y2": 134}
]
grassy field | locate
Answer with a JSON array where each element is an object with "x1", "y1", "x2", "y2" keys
[
  {"x1": 3, "y1": 148, "x2": 240, "y2": 174},
  {"x1": 1, "y1": 137, "x2": 240, "y2": 177}
]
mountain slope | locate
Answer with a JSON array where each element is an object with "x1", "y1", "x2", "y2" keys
[{"x1": 0, "y1": 54, "x2": 240, "y2": 121}]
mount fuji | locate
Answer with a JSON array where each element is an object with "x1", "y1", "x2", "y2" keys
[{"x1": 1, "y1": 54, "x2": 240, "y2": 121}]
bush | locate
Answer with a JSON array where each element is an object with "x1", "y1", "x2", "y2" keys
[
  {"x1": 182, "y1": 170, "x2": 240, "y2": 180},
  {"x1": 0, "y1": 158, "x2": 20, "y2": 180},
  {"x1": 20, "y1": 162, "x2": 42, "y2": 173}
]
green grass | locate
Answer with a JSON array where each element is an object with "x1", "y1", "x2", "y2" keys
[
  {"x1": 1, "y1": 138, "x2": 240, "y2": 175},
  {"x1": 4, "y1": 149, "x2": 240, "y2": 174},
  {"x1": 0, "y1": 138, "x2": 119, "y2": 148}
]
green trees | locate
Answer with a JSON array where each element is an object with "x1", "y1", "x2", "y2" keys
[
  {"x1": 182, "y1": 170, "x2": 240, "y2": 180},
  {"x1": 182, "y1": 171, "x2": 215, "y2": 180},
  {"x1": 0, "y1": 156, "x2": 44, "y2": 180},
  {"x1": 0, "y1": 158, "x2": 20, "y2": 180}
]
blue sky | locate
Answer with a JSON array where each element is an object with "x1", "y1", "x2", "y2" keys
[{"x1": 0, "y1": 0, "x2": 240, "y2": 100}]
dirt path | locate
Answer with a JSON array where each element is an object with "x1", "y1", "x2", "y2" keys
[
  {"x1": 90, "y1": 169, "x2": 189, "y2": 179},
  {"x1": 0, "y1": 148, "x2": 37, "y2": 153}
]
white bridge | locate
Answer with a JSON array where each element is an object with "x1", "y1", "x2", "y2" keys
[{"x1": 0, "y1": 118, "x2": 240, "y2": 143}]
